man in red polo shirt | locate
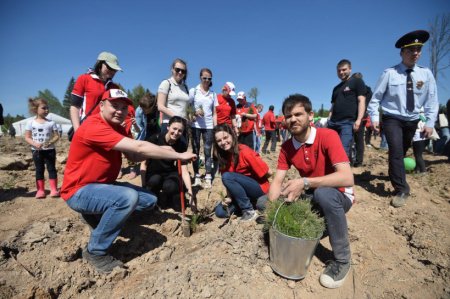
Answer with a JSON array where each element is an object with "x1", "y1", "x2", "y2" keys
[
  {"x1": 262, "y1": 105, "x2": 277, "y2": 154},
  {"x1": 269, "y1": 94, "x2": 354, "y2": 289},
  {"x1": 62, "y1": 89, "x2": 196, "y2": 274},
  {"x1": 236, "y1": 91, "x2": 257, "y2": 149}
]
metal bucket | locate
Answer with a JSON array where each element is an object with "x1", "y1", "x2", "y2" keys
[{"x1": 269, "y1": 201, "x2": 322, "y2": 280}]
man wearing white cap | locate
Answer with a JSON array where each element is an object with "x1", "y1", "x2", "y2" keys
[
  {"x1": 61, "y1": 89, "x2": 196, "y2": 273},
  {"x1": 70, "y1": 52, "x2": 122, "y2": 133}
]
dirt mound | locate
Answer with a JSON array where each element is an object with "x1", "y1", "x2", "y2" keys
[{"x1": 0, "y1": 137, "x2": 449, "y2": 298}]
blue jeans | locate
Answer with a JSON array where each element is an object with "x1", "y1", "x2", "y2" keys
[
  {"x1": 66, "y1": 182, "x2": 157, "y2": 255},
  {"x1": 191, "y1": 127, "x2": 213, "y2": 175},
  {"x1": 214, "y1": 172, "x2": 266, "y2": 217},
  {"x1": 328, "y1": 119, "x2": 354, "y2": 159},
  {"x1": 312, "y1": 187, "x2": 352, "y2": 263},
  {"x1": 380, "y1": 132, "x2": 389, "y2": 149}
]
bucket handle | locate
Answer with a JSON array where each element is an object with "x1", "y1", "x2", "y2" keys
[{"x1": 272, "y1": 200, "x2": 286, "y2": 230}]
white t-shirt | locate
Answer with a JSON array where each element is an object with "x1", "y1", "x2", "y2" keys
[
  {"x1": 189, "y1": 84, "x2": 217, "y2": 129},
  {"x1": 25, "y1": 118, "x2": 57, "y2": 150},
  {"x1": 158, "y1": 78, "x2": 190, "y2": 123}
]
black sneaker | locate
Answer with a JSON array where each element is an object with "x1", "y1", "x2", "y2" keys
[
  {"x1": 240, "y1": 210, "x2": 258, "y2": 222},
  {"x1": 82, "y1": 247, "x2": 124, "y2": 274},
  {"x1": 319, "y1": 260, "x2": 351, "y2": 288}
]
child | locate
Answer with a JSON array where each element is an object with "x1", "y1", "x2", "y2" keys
[{"x1": 24, "y1": 98, "x2": 60, "y2": 198}]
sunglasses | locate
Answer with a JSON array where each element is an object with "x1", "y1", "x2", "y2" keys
[
  {"x1": 174, "y1": 67, "x2": 186, "y2": 74},
  {"x1": 201, "y1": 77, "x2": 212, "y2": 81}
]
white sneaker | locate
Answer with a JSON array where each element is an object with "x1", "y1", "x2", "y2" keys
[
  {"x1": 193, "y1": 176, "x2": 202, "y2": 187},
  {"x1": 203, "y1": 179, "x2": 212, "y2": 189}
]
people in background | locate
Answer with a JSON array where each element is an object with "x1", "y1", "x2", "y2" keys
[{"x1": 190, "y1": 68, "x2": 217, "y2": 189}]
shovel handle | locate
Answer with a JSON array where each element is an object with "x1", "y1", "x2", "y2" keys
[{"x1": 177, "y1": 159, "x2": 186, "y2": 217}]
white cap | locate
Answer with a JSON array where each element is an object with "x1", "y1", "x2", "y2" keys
[
  {"x1": 237, "y1": 91, "x2": 246, "y2": 100},
  {"x1": 224, "y1": 82, "x2": 236, "y2": 96}
]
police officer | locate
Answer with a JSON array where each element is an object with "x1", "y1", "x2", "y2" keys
[{"x1": 367, "y1": 30, "x2": 439, "y2": 208}]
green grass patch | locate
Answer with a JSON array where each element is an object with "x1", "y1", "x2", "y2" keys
[{"x1": 265, "y1": 199, "x2": 325, "y2": 240}]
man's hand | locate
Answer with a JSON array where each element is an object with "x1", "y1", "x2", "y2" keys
[
  {"x1": 280, "y1": 178, "x2": 304, "y2": 202},
  {"x1": 353, "y1": 119, "x2": 361, "y2": 132},
  {"x1": 179, "y1": 152, "x2": 197, "y2": 162},
  {"x1": 422, "y1": 126, "x2": 433, "y2": 138},
  {"x1": 372, "y1": 121, "x2": 380, "y2": 133}
]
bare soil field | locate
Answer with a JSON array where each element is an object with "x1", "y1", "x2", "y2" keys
[{"x1": 0, "y1": 136, "x2": 449, "y2": 299}]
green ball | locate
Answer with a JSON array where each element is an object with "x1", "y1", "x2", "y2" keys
[{"x1": 404, "y1": 157, "x2": 416, "y2": 171}]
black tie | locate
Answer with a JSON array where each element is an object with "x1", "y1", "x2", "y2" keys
[{"x1": 406, "y1": 69, "x2": 414, "y2": 112}]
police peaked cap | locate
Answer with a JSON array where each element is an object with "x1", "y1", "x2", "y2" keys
[{"x1": 395, "y1": 30, "x2": 430, "y2": 49}]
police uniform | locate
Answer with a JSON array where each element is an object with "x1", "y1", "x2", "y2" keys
[{"x1": 367, "y1": 30, "x2": 439, "y2": 207}]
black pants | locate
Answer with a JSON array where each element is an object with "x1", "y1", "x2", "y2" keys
[
  {"x1": 413, "y1": 140, "x2": 427, "y2": 173},
  {"x1": 353, "y1": 122, "x2": 365, "y2": 165},
  {"x1": 365, "y1": 127, "x2": 373, "y2": 145},
  {"x1": 262, "y1": 130, "x2": 277, "y2": 153},
  {"x1": 238, "y1": 131, "x2": 254, "y2": 149},
  {"x1": 32, "y1": 149, "x2": 57, "y2": 180},
  {"x1": 382, "y1": 116, "x2": 418, "y2": 193}
]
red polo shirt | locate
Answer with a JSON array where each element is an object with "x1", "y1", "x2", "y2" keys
[
  {"x1": 72, "y1": 72, "x2": 119, "y2": 118},
  {"x1": 236, "y1": 102, "x2": 256, "y2": 134},
  {"x1": 263, "y1": 110, "x2": 276, "y2": 131},
  {"x1": 277, "y1": 127, "x2": 354, "y2": 201},
  {"x1": 60, "y1": 113, "x2": 126, "y2": 200},
  {"x1": 215, "y1": 94, "x2": 236, "y2": 126},
  {"x1": 221, "y1": 144, "x2": 270, "y2": 193}
]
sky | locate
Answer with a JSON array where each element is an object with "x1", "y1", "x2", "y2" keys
[{"x1": 0, "y1": 0, "x2": 449, "y2": 117}]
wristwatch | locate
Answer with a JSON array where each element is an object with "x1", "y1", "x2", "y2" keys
[{"x1": 303, "y1": 177, "x2": 311, "y2": 191}]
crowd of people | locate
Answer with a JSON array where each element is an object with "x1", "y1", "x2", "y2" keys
[{"x1": 12, "y1": 29, "x2": 448, "y2": 289}]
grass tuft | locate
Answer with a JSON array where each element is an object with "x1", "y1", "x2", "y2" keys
[{"x1": 265, "y1": 199, "x2": 325, "y2": 240}]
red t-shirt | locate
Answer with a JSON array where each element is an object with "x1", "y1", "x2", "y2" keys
[
  {"x1": 277, "y1": 127, "x2": 354, "y2": 201},
  {"x1": 220, "y1": 144, "x2": 270, "y2": 193},
  {"x1": 215, "y1": 94, "x2": 236, "y2": 126},
  {"x1": 236, "y1": 102, "x2": 256, "y2": 134},
  {"x1": 254, "y1": 113, "x2": 262, "y2": 135},
  {"x1": 124, "y1": 105, "x2": 136, "y2": 136},
  {"x1": 60, "y1": 114, "x2": 126, "y2": 200},
  {"x1": 263, "y1": 110, "x2": 276, "y2": 131},
  {"x1": 72, "y1": 73, "x2": 118, "y2": 118}
]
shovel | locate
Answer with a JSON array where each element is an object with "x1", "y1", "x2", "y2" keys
[{"x1": 177, "y1": 159, "x2": 191, "y2": 237}]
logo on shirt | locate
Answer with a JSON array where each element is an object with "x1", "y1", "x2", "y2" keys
[
  {"x1": 416, "y1": 81, "x2": 424, "y2": 89},
  {"x1": 343, "y1": 86, "x2": 351, "y2": 92}
]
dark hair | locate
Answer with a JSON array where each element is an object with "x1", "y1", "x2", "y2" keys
[
  {"x1": 337, "y1": 59, "x2": 351, "y2": 68},
  {"x1": 28, "y1": 97, "x2": 48, "y2": 115},
  {"x1": 168, "y1": 115, "x2": 186, "y2": 129},
  {"x1": 139, "y1": 93, "x2": 156, "y2": 111},
  {"x1": 212, "y1": 124, "x2": 240, "y2": 171},
  {"x1": 269, "y1": 105, "x2": 274, "y2": 111},
  {"x1": 282, "y1": 94, "x2": 313, "y2": 115},
  {"x1": 200, "y1": 68, "x2": 213, "y2": 87},
  {"x1": 93, "y1": 60, "x2": 106, "y2": 76},
  {"x1": 352, "y1": 72, "x2": 363, "y2": 79},
  {"x1": 171, "y1": 58, "x2": 188, "y2": 82}
]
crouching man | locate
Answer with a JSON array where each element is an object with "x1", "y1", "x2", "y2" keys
[
  {"x1": 61, "y1": 89, "x2": 196, "y2": 274},
  {"x1": 268, "y1": 94, "x2": 354, "y2": 288}
]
